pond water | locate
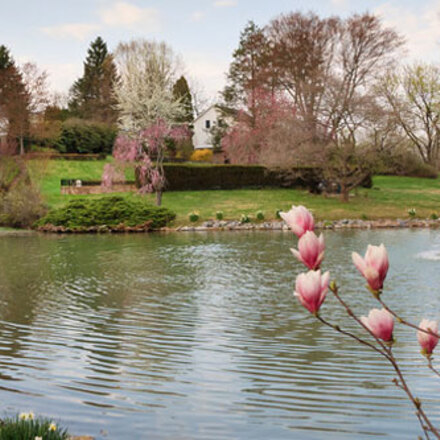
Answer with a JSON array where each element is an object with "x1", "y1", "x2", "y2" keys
[{"x1": 1, "y1": 229, "x2": 440, "y2": 439}]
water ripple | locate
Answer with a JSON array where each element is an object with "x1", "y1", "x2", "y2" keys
[{"x1": 0, "y1": 230, "x2": 439, "y2": 439}]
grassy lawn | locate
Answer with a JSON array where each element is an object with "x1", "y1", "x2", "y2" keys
[{"x1": 31, "y1": 159, "x2": 440, "y2": 225}]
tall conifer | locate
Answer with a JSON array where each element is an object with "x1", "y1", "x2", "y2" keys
[{"x1": 69, "y1": 37, "x2": 119, "y2": 124}]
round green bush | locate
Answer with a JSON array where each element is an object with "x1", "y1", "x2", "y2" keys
[
  {"x1": 240, "y1": 214, "x2": 250, "y2": 223},
  {"x1": 431, "y1": 213, "x2": 439, "y2": 220},
  {"x1": 276, "y1": 209, "x2": 282, "y2": 219},
  {"x1": 256, "y1": 210, "x2": 265, "y2": 221},
  {"x1": 216, "y1": 211, "x2": 224, "y2": 220},
  {"x1": 35, "y1": 196, "x2": 176, "y2": 230},
  {"x1": 189, "y1": 211, "x2": 200, "y2": 222},
  {"x1": 55, "y1": 119, "x2": 116, "y2": 155}
]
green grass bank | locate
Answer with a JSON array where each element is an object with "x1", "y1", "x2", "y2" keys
[{"x1": 31, "y1": 159, "x2": 440, "y2": 226}]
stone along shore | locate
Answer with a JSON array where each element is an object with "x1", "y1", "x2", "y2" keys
[{"x1": 168, "y1": 218, "x2": 440, "y2": 232}]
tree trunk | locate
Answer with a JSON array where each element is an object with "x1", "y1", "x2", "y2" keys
[
  {"x1": 19, "y1": 136, "x2": 25, "y2": 155},
  {"x1": 156, "y1": 191, "x2": 162, "y2": 206},
  {"x1": 340, "y1": 186, "x2": 350, "y2": 202}
]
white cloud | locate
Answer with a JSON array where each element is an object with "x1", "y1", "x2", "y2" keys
[
  {"x1": 191, "y1": 11, "x2": 205, "y2": 22},
  {"x1": 213, "y1": 0, "x2": 237, "y2": 7},
  {"x1": 374, "y1": 1, "x2": 440, "y2": 62},
  {"x1": 41, "y1": 1, "x2": 160, "y2": 41},
  {"x1": 100, "y1": 1, "x2": 160, "y2": 31},
  {"x1": 331, "y1": 0, "x2": 348, "y2": 8},
  {"x1": 40, "y1": 23, "x2": 100, "y2": 41}
]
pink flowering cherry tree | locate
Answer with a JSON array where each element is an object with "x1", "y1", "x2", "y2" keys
[
  {"x1": 282, "y1": 204, "x2": 440, "y2": 439},
  {"x1": 103, "y1": 119, "x2": 189, "y2": 206}
]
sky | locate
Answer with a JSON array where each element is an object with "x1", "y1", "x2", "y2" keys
[{"x1": 1, "y1": 0, "x2": 440, "y2": 100}]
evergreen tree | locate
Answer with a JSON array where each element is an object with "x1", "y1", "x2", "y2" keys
[
  {"x1": 69, "y1": 36, "x2": 119, "y2": 124},
  {"x1": 0, "y1": 45, "x2": 30, "y2": 154},
  {"x1": 222, "y1": 21, "x2": 271, "y2": 123},
  {"x1": 0, "y1": 45, "x2": 13, "y2": 69},
  {"x1": 172, "y1": 75, "x2": 194, "y2": 123}
]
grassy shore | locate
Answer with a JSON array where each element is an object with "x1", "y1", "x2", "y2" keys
[{"x1": 31, "y1": 159, "x2": 440, "y2": 226}]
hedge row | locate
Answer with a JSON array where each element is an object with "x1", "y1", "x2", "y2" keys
[
  {"x1": 61, "y1": 164, "x2": 372, "y2": 191},
  {"x1": 160, "y1": 164, "x2": 323, "y2": 191},
  {"x1": 161, "y1": 164, "x2": 373, "y2": 191}
]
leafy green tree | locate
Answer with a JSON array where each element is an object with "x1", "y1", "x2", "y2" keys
[
  {"x1": 172, "y1": 75, "x2": 194, "y2": 123},
  {"x1": 0, "y1": 45, "x2": 30, "y2": 154},
  {"x1": 69, "y1": 36, "x2": 119, "y2": 124}
]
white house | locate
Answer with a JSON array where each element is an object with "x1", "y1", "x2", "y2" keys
[{"x1": 192, "y1": 105, "x2": 223, "y2": 149}]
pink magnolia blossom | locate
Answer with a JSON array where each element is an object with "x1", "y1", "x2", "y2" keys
[
  {"x1": 291, "y1": 231, "x2": 325, "y2": 270},
  {"x1": 360, "y1": 308, "x2": 394, "y2": 341},
  {"x1": 294, "y1": 270, "x2": 330, "y2": 314},
  {"x1": 280, "y1": 205, "x2": 315, "y2": 238},
  {"x1": 417, "y1": 319, "x2": 439, "y2": 355},
  {"x1": 352, "y1": 244, "x2": 389, "y2": 292}
]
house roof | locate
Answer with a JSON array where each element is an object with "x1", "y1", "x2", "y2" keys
[
  {"x1": 193, "y1": 105, "x2": 218, "y2": 123},
  {"x1": 193, "y1": 104, "x2": 237, "y2": 124}
]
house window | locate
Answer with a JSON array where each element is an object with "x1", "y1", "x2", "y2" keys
[{"x1": 205, "y1": 120, "x2": 210, "y2": 129}]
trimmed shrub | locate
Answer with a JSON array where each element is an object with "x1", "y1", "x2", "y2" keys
[
  {"x1": 256, "y1": 210, "x2": 265, "y2": 221},
  {"x1": 276, "y1": 209, "x2": 282, "y2": 219},
  {"x1": 35, "y1": 196, "x2": 176, "y2": 230},
  {"x1": 190, "y1": 149, "x2": 213, "y2": 162},
  {"x1": 430, "y1": 213, "x2": 439, "y2": 220},
  {"x1": 160, "y1": 164, "x2": 325, "y2": 191},
  {"x1": 0, "y1": 414, "x2": 69, "y2": 439},
  {"x1": 216, "y1": 211, "x2": 224, "y2": 220},
  {"x1": 240, "y1": 214, "x2": 250, "y2": 223},
  {"x1": 70, "y1": 164, "x2": 372, "y2": 192},
  {"x1": 55, "y1": 119, "x2": 116, "y2": 155},
  {"x1": 188, "y1": 211, "x2": 200, "y2": 222}
]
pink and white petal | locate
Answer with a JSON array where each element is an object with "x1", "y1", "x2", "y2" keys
[{"x1": 352, "y1": 252, "x2": 367, "y2": 275}]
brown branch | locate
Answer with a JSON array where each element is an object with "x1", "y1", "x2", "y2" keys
[
  {"x1": 325, "y1": 283, "x2": 440, "y2": 438},
  {"x1": 427, "y1": 358, "x2": 440, "y2": 379},
  {"x1": 376, "y1": 296, "x2": 439, "y2": 339},
  {"x1": 315, "y1": 314, "x2": 387, "y2": 357}
]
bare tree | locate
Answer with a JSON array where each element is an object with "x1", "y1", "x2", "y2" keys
[
  {"x1": 323, "y1": 14, "x2": 404, "y2": 139},
  {"x1": 21, "y1": 62, "x2": 50, "y2": 114},
  {"x1": 379, "y1": 63, "x2": 440, "y2": 166},
  {"x1": 21, "y1": 62, "x2": 51, "y2": 144},
  {"x1": 267, "y1": 12, "x2": 340, "y2": 139}
]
